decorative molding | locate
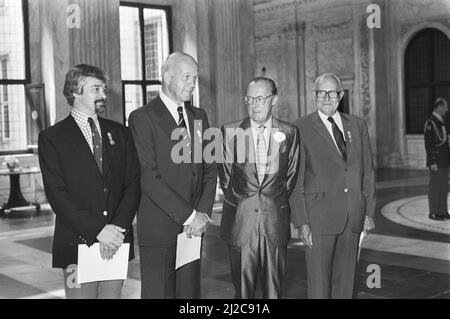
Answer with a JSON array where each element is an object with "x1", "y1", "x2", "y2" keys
[
  {"x1": 316, "y1": 38, "x2": 353, "y2": 77},
  {"x1": 310, "y1": 18, "x2": 353, "y2": 38},
  {"x1": 400, "y1": 18, "x2": 450, "y2": 37},
  {"x1": 359, "y1": 17, "x2": 371, "y2": 121}
]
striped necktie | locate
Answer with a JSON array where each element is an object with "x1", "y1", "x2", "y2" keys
[
  {"x1": 256, "y1": 125, "x2": 267, "y2": 184},
  {"x1": 177, "y1": 106, "x2": 191, "y2": 156},
  {"x1": 88, "y1": 117, "x2": 102, "y2": 173}
]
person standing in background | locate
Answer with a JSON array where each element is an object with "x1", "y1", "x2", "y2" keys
[{"x1": 424, "y1": 97, "x2": 450, "y2": 220}]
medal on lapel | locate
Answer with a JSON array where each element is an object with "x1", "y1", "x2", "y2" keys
[{"x1": 107, "y1": 132, "x2": 115, "y2": 145}]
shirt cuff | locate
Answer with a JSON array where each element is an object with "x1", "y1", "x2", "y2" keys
[{"x1": 183, "y1": 209, "x2": 196, "y2": 226}]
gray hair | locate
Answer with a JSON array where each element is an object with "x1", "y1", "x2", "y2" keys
[
  {"x1": 314, "y1": 73, "x2": 343, "y2": 91},
  {"x1": 161, "y1": 52, "x2": 198, "y2": 81}
]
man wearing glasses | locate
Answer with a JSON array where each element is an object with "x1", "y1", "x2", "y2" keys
[
  {"x1": 290, "y1": 73, "x2": 375, "y2": 298},
  {"x1": 218, "y1": 77, "x2": 300, "y2": 298}
]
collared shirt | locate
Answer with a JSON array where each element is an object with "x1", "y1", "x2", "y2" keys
[
  {"x1": 160, "y1": 90, "x2": 191, "y2": 137},
  {"x1": 318, "y1": 110, "x2": 345, "y2": 154},
  {"x1": 71, "y1": 108, "x2": 101, "y2": 153},
  {"x1": 250, "y1": 116, "x2": 272, "y2": 154},
  {"x1": 159, "y1": 90, "x2": 196, "y2": 225}
]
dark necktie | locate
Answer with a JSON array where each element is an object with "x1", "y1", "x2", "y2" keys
[
  {"x1": 88, "y1": 117, "x2": 103, "y2": 173},
  {"x1": 327, "y1": 116, "x2": 346, "y2": 162},
  {"x1": 177, "y1": 106, "x2": 191, "y2": 155}
]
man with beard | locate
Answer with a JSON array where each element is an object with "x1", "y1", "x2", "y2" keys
[{"x1": 38, "y1": 64, "x2": 140, "y2": 298}]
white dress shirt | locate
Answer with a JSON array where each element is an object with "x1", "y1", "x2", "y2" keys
[
  {"x1": 317, "y1": 110, "x2": 345, "y2": 154},
  {"x1": 160, "y1": 90, "x2": 191, "y2": 137},
  {"x1": 159, "y1": 90, "x2": 196, "y2": 225}
]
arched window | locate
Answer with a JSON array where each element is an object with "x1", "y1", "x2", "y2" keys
[{"x1": 405, "y1": 28, "x2": 450, "y2": 134}]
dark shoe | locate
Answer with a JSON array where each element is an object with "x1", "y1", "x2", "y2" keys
[
  {"x1": 429, "y1": 214, "x2": 445, "y2": 221},
  {"x1": 440, "y1": 213, "x2": 450, "y2": 219}
]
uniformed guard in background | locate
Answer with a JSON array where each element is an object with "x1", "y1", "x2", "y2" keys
[{"x1": 424, "y1": 97, "x2": 450, "y2": 220}]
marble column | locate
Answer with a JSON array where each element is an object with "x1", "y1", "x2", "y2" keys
[
  {"x1": 68, "y1": 0, "x2": 122, "y2": 123},
  {"x1": 39, "y1": 0, "x2": 70, "y2": 125},
  {"x1": 210, "y1": 0, "x2": 255, "y2": 127}
]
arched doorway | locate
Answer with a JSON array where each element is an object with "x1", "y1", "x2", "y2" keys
[{"x1": 404, "y1": 28, "x2": 450, "y2": 134}]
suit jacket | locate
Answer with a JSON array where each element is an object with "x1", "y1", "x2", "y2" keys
[
  {"x1": 290, "y1": 111, "x2": 375, "y2": 235},
  {"x1": 38, "y1": 115, "x2": 140, "y2": 268},
  {"x1": 424, "y1": 114, "x2": 449, "y2": 168},
  {"x1": 218, "y1": 117, "x2": 300, "y2": 247},
  {"x1": 128, "y1": 97, "x2": 217, "y2": 247}
]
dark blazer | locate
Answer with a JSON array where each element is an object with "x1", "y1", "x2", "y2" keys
[
  {"x1": 218, "y1": 117, "x2": 300, "y2": 247},
  {"x1": 424, "y1": 114, "x2": 449, "y2": 168},
  {"x1": 128, "y1": 96, "x2": 217, "y2": 247},
  {"x1": 38, "y1": 115, "x2": 140, "y2": 268},
  {"x1": 290, "y1": 112, "x2": 375, "y2": 235}
]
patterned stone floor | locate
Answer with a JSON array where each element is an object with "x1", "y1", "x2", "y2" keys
[{"x1": 0, "y1": 169, "x2": 449, "y2": 299}]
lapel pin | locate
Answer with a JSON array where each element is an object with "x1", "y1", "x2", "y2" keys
[
  {"x1": 347, "y1": 131, "x2": 352, "y2": 142},
  {"x1": 273, "y1": 131, "x2": 286, "y2": 143},
  {"x1": 107, "y1": 132, "x2": 115, "y2": 145}
]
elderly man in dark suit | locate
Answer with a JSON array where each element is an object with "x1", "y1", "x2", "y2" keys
[
  {"x1": 129, "y1": 52, "x2": 217, "y2": 299},
  {"x1": 38, "y1": 64, "x2": 140, "y2": 299},
  {"x1": 218, "y1": 77, "x2": 300, "y2": 299},
  {"x1": 290, "y1": 73, "x2": 375, "y2": 299}
]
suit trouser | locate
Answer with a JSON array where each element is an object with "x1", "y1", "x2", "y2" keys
[
  {"x1": 228, "y1": 224, "x2": 287, "y2": 299},
  {"x1": 305, "y1": 216, "x2": 359, "y2": 299},
  {"x1": 63, "y1": 269, "x2": 123, "y2": 299},
  {"x1": 139, "y1": 245, "x2": 201, "y2": 299},
  {"x1": 428, "y1": 168, "x2": 449, "y2": 216}
]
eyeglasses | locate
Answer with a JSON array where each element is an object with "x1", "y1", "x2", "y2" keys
[
  {"x1": 244, "y1": 95, "x2": 273, "y2": 105},
  {"x1": 314, "y1": 90, "x2": 341, "y2": 99}
]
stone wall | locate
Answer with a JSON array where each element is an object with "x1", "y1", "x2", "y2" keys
[{"x1": 253, "y1": 0, "x2": 450, "y2": 169}]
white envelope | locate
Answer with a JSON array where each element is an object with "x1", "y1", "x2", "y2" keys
[
  {"x1": 176, "y1": 232, "x2": 202, "y2": 270},
  {"x1": 77, "y1": 243, "x2": 130, "y2": 284}
]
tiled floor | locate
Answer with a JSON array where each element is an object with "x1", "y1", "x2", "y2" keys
[{"x1": 0, "y1": 169, "x2": 449, "y2": 299}]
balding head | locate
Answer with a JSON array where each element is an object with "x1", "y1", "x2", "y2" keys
[
  {"x1": 161, "y1": 52, "x2": 198, "y2": 82},
  {"x1": 161, "y1": 52, "x2": 199, "y2": 105},
  {"x1": 313, "y1": 73, "x2": 343, "y2": 91}
]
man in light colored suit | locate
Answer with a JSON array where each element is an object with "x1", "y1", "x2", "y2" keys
[
  {"x1": 290, "y1": 73, "x2": 375, "y2": 299},
  {"x1": 219, "y1": 77, "x2": 300, "y2": 299}
]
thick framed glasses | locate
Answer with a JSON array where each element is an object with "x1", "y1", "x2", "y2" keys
[
  {"x1": 244, "y1": 94, "x2": 273, "y2": 105},
  {"x1": 314, "y1": 90, "x2": 341, "y2": 99}
]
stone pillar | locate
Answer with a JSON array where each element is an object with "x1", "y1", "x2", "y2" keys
[
  {"x1": 210, "y1": 0, "x2": 255, "y2": 127},
  {"x1": 39, "y1": 0, "x2": 70, "y2": 125},
  {"x1": 68, "y1": 0, "x2": 122, "y2": 123}
]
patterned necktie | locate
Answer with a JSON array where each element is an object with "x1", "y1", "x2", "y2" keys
[
  {"x1": 177, "y1": 106, "x2": 191, "y2": 155},
  {"x1": 327, "y1": 116, "x2": 346, "y2": 162},
  {"x1": 88, "y1": 117, "x2": 103, "y2": 173},
  {"x1": 256, "y1": 125, "x2": 268, "y2": 184}
]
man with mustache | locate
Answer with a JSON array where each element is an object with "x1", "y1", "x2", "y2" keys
[
  {"x1": 290, "y1": 73, "x2": 375, "y2": 298},
  {"x1": 38, "y1": 64, "x2": 140, "y2": 298},
  {"x1": 129, "y1": 52, "x2": 217, "y2": 299}
]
